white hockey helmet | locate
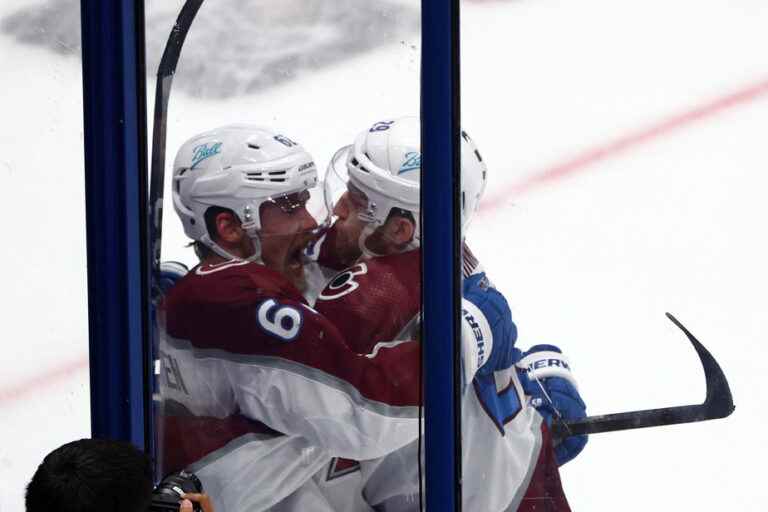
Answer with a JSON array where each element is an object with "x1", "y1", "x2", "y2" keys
[
  {"x1": 346, "y1": 117, "x2": 422, "y2": 240},
  {"x1": 326, "y1": 116, "x2": 488, "y2": 249},
  {"x1": 172, "y1": 124, "x2": 321, "y2": 260},
  {"x1": 458, "y1": 129, "x2": 488, "y2": 233}
]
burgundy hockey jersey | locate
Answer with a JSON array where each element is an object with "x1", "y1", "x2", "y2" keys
[
  {"x1": 157, "y1": 259, "x2": 422, "y2": 511},
  {"x1": 314, "y1": 248, "x2": 572, "y2": 512},
  {"x1": 315, "y1": 249, "x2": 421, "y2": 352}
]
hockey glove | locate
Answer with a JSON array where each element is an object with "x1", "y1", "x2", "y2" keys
[
  {"x1": 517, "y1": 344, "x2": 587, "y2": 466},
  {"x1": 158, "y1": 261, "x2": 189, "y2": 295},
  {"x1": 461, "y1": 273, "x2": 519, "y2": 384}
]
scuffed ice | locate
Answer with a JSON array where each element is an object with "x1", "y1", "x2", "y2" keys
[{"x1": 1, "y1": 0, "x2": 419, "y2": 99}]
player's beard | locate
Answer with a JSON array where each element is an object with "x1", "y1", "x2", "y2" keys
[
  {"x1": 286, "y1": 256, "x2": 308, "y2": 293},
  {"x1": 329, "y1": 218, "x2": 364, "y2": 267}
]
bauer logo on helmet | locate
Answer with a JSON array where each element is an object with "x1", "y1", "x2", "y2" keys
[
  {"x1": 398, "y1": 151, "x2": 421, "y2": 175},
  {"x1": 190, "y1": 142, "x2": 222, "y2": 169}
]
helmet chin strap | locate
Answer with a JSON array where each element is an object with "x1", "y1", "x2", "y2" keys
[
  {"x1": 200, "y1": 233, "x2": 263, "y2": 264},
  {"x1": 404, "y1": 237, "x2": 420, "y2": 252}
]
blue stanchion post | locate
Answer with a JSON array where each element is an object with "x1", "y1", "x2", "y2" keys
[
  {"x1": 421, "y1": 0, "x2": 462, "y2": 510},
  {"x1": 80, "y1": 0, "x2": 149, "y2": 449}
]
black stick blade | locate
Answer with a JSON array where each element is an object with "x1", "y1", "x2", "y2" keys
[
  {"x1": 552, "y1": 313, "x2": 735, "y2": 440},
  {"x1": 664, "y1": 312, "x2": 735, "y2": 418}
]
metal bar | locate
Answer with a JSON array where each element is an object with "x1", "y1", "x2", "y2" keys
[
  {"x1": 80, "y1": 0, "x2": 149, "y2": 449},
  {"x1": 421, "y1": 0, "x2": 462, "y2": 509}
]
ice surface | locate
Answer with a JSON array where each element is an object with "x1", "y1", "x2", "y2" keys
[
  {"x1": 3, "y1": 0, "x2": 419, "y2": 99},
  {"x1": 1, "y1": 0, "x2": 766, "y2": 510}
]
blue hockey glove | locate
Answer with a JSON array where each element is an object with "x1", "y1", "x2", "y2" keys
[
  {"x1": 158, "y1": 261, "x2": 189, "y2": 295},
  {"x1": 461, "y1": 273, "x2": 519, "y2": 383},
  {"x1": 517, "y1": 344, "x2": 587, "y2": 466}
]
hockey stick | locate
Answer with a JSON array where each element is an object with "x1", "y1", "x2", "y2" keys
[
  {"x1": 149, "y1": 0, "x2": 205, "y2": 300},
  {"x1": 551, "y1": 313, "x2": 735, "y2": 442},
  {"x1": 146, "y1": 0, "x2": 205, "y2": 480}
]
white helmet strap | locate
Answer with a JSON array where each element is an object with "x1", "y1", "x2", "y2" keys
[{"x1": 199, "y1": 232, "x2": 263, "y2": 264}]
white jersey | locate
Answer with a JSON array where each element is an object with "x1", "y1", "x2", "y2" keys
[{"x1": 355, "y1": 369, "x2": 545, "y2": 512}]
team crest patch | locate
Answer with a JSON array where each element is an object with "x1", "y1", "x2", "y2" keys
[{"x1": 317, "y1": 263, "x2": 368, "y2": 301}]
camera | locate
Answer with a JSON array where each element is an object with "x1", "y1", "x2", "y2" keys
[{"x1": 149, "y1": 470, "x2": 203, "y2": 512}]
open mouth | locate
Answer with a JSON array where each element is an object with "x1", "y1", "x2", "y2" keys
[{"x1": 286, "y1": 241, "x2": 308, "y2": 273}]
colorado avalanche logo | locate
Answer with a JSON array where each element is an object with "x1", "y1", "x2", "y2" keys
[{"x1": 317, "y1": 263, "x2": 368, "y2": 301}]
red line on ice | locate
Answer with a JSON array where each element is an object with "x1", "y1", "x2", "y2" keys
[
  {"x1": 2, "y1": 77, "x2": 768, "y2": 409},
  {"x1": 481, "y1": 77, "x2": 768, "y2": 212},
  {"x1": 0, "y1": 356, "x2": 88, "y2": 407}
]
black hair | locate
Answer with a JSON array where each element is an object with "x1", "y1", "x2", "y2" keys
[
  {"x1": 25, "y1": 438, "x2": 153, "y2": 512},
  {"x1": 386, "y1": 207, "x2": 415, "y2": 225}
]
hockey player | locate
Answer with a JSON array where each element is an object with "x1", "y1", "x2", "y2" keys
[
  {"x1": 157, "y1": 124, "x2": 518, "y2": 511},
  {"x1": 310, "y1": 117, "x2": 587, "y2": 511}
]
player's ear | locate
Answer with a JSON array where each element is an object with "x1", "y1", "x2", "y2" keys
[
  {"x1": 214, "y1": 211, "x2": 245, "y2": 244},
  {"x1": 391, "y1": 216, "x2": 415, "y2": 245}
]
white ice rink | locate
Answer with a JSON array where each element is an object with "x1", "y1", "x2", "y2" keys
[{"x1": 2, "y1": 0, "x2": 767, "y2": 510}]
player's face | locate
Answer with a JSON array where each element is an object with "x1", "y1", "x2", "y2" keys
[
  {"x1": 331, "y1": 182, "x2": 416, "y2": 258},
  {"x1": 259, "y1": 190, "x2": 318, "y2": 290},
  {"x1": 329, "y1": 183, "x2": 369, "y2": 264},
  {"x1": 209, "y1": 211, "x2": 258, "y2": 261}
]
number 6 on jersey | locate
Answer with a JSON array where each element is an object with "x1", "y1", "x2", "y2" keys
[{"x1": 256, "y1": 299, "x2": 304, "y2": 341}]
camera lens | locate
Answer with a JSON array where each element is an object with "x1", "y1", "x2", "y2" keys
[{"x1": 149, "y1": 471, "x2": 203, "y2": 512}]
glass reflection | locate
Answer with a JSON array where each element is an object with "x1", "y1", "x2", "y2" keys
[{"x1": 150, "y1": 2, "x2": 425, "y2": 510}]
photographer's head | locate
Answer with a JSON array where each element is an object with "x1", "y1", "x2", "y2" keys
[{"x1": 26, "y1": 438, "x2": 153, "y2": 512}]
